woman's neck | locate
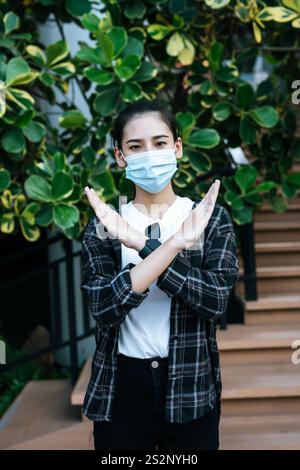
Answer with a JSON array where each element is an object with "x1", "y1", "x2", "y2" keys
[{"x1": 131, "y1": 184, "x2": 178, "y2": 219}]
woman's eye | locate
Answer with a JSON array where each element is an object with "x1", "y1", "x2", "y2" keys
[
  {"x1": 129, "y1": 145, "x2": 140, "y2": 150},
  {"x1": 129, "y1": 142, "x2": 166, "y2": 150}
]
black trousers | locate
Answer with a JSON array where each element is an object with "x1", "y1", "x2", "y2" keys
[{"x1": 93, "y1": 353, "x2": 219, "y2": 451}]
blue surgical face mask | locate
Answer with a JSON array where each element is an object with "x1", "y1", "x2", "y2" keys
[{"x1": 121, "y1": 146, "x2": 179, "y2": 194}]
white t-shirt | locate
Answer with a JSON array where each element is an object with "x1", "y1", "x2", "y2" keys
[{"x1": 117, "y1": 195, "x2": 195, "y2": 359}]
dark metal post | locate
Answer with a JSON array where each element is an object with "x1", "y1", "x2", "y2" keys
[
  {"x1": 240, "y1": 220, "x2": 258, "y2": 301},
  {"x1": 64, "y1": 238, "x2": 79, "y2": 385}
]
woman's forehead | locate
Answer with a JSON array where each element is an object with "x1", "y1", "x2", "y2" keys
[{"x1": 122, "y1": 112, "x2": 171, "y2": 139}]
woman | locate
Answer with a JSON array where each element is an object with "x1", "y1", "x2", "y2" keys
[{"x1": 81, "y1": 98, "x2": 239, "y2": 451}]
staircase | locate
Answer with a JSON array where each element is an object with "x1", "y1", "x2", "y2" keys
[
  {"x1": 1, "y1": 190, "x2": 300, "y2": 450},
  {"x1": 218, "y1": 190, "x2": 300, "y2": 449}
]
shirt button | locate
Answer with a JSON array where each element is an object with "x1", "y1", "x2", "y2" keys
[{"x1": 151, "y1": 360, "x2": 159, "y2": 368}]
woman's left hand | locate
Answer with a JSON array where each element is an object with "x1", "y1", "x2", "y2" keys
[{"x1": 84, "y1": 186, "x2": 147, "y2": 250}]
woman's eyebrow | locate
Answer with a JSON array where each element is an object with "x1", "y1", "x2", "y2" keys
[{"x1": 125, "y1": 135, "x2": 170, "y2": 144}]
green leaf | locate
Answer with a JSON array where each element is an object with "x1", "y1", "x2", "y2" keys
[
  {"x1": 84, "y1": 67, "x2": 114, "y2": 85},
  {"x1": 93, "y1": 86, "x2": 120, "y2": 116},
  {"x1": 4, "y1": 12, "x2": 20, "y2": 35},
  {"x1": 282, "y1": 1, "x2": 300, "y2": 14},
  {"x1": 232, "y1": 206, "x2": 253, "y2": 224},
  {"x1": 239, "y1": 115, "x2": 257, "y2": 144},
  {"x1": 186, "y1": 149, "x2": 212, "y2": 173},
  {"x1": 51, "y1": 62, "x2": 75, "y2": 76},
  {"x1": 107, "y1": 27, "x2": 128, "y2": 58},
  {"x1": 81, "y1": 13, "x2": 100, "y2": 32},
  {"x1": 23, "y1": 121, "x2": 47, "y2": 142},
  {"x1": 46, "y1": 40, "x2": 68, "y2": 66},
  {"x1": 234, "y1": 165, "x2": 257, "y2": 193},
  {"x1": 205, "y1": 0, "x2": 231, "y2": 9},
  {"x1": 114, "y1": 55, "x2": 141, "y2": 80},
  {"x1": 208, "y1": 41, "x2": 224, "y2": 72},
  {"x1": 75, "y1": 45, "x2": 108, "y2": 65},
  {"x1": 255, "y1": 181, "x2": 277, "y2": 192},
  {"x1": 176, "y1": 112, "x2": 196, "y2": 140},
  {"x1": 132, "y1": 61, "x2": 157, "y2": 82},
  {"x1": 52, "y1": 171, "x2": 74, "y2": 200},
  {"x1": 0, "y1": 169, "x2": 11, "y2": 191},
  {"x1": 35, "y1": 204, "x2": 53, "y2": 226},
  {"x1": 166, "y1": 32, "x2": 185, "y2": 56},
  {"x1": 59, "y1": 110, "x2": 87, "y2": 129},
  {"x1": 6, "y1": 57, "x2": 30, "y2": 86},
  {"x1": 224, "y1": 191, "x2": 244, "y2": 210},
  {"x1": 53, "y1": 203, "x2": 79, "y2": 229},
  {"x1": 249, "y1": 106, "x2": 279, "y2": 128},
  {"x1": 26, "y1": 45, "x2": 47, "y2": 66},
  {"x1": 258, "y1": 6, "x2": 298, "y2": 22},
  {"x1": 212, "y1": 102, "x2": 232, "y2": 121},
  {"x1": 24, "y1": 175, "x2": 52, "y2": 202},
  {"x1": 1, "y1": 127, "x2": 25, "y2": 153},
  {"x1": 66, "y1": 0, "x2": 91, "y2": 17},
  {"x1": 20, "y1": 220, "x2": 40, "y2": 242},
  {"x1": 287, "y1": 172, "x2": 300, "y2": 187},
  {"x1": 124, "y1": 0, "x2": 146, "y2": 19},
  {"x1": 217, "y1": 64, "x2": 239, "y2": 82},
  {"x1": 186, "y1": 129, "x2": 221, "y2": 149},
  {"x1": 120, "y1": 81, "x2": 142, "y2": 101},
  {"x1": 236, "y1": 82, "x2": 254, "y2": 108},
  {"x1": 147, "y1": 24, "x2": 173, "y2": 41}
]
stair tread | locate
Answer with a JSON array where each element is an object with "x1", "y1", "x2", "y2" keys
[
  {"x1": 71, "y1": 357, "x2": 92, "y2": 406},
  {"x1": 255, "y1": 241, "x2": 300, "y2": 252},
  {"x1": 222, "y1": 363, "x2": 300, "y2": 399},
  {"x1": 255, "y1": 221, "x2": 300, "y2": 230},
  {"x1": 3, "y1": 421, "x2": 93, "y2": 450},
  {"x1": 217, "y1": 323, "x2": 300, "y2": 350},
  {"x1": 220, "y1": 413, "x2": 300, "y2": 450},
  {"x1": 245, "y1": 294, "x2": 300, "y2": 311},
  {"x1": 239, "y1": 265, "x2": 300, "y2": 277},
  {"x1": 0, "y1": 379, "x2": 78, "y2": 450}
]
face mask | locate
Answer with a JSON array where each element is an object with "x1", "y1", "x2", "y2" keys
[{"x1": 121, "y1": 147, "x2": 179, "y2": 194}]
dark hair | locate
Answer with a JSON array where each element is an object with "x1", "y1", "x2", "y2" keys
[{"x1": 109, "y1": 98, "x2": 180, "y2": 151}]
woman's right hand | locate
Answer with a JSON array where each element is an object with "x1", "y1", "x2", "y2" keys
[
  {"x1": 84, "y1": 186, "x2": 147, "y2": 250},
  {"x1": 170, "y1": 179, "x2": 221, "y2": 250}
]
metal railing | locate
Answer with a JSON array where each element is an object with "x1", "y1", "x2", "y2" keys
[{"x1": 0, "y1": 232, "x2": 93, "y2": 385}]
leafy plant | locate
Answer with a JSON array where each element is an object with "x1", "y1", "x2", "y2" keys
[{"x1": 0, "y1": 0, "x2": 300, "y2": 240}]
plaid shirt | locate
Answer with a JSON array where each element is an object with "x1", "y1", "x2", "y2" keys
[{"x1": 80, "y1": 199, "x2": 239, "y2": 423}]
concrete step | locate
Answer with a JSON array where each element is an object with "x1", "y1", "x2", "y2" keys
[
  {"x1": 254, "y1": 196, "x2": 300, "y2": 223},
  {"x1": 237, "y1": 265, "x2": 300, "y2": 297},
  {"x1": 3, "y1": 421, "x2": 93, "y2": 450},
  {"x1": 218, "y1": 323, "x2": 299, "y2": 365},
  {"x1": 239, "y1": 242, "x2": 300, "y2": 268},
  {"x1": 222, "y1": 362, "x2": 300, "y2": 416},
  {"x1": 245, "y1": 294, "x2": 300, "y2": 325},
  {"x1": 220, "y1": 413, "x2": 300, "y2": 450},
  {"x1": 0, "y1": 379, "x2": 80, "y2": 450},
  {"x1": 254, "y1": 221, "x2": 300, "y2": 243}
]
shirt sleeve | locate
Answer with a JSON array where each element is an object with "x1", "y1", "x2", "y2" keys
[
  {"x1": 80, "y1": 216, "x2": 150, "y2": 329},
  {"x1": 156, "y1": 205, "x2": 239, "y2": 320}
]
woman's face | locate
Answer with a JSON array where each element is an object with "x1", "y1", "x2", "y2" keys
[{"x1": 114, "y1": 111, "x2": 182, "y2": 168}]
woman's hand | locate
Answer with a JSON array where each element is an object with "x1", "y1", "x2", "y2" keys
[
  {"x1": 170, "y1": 179, "x2": 221, "y2": 250},
  {"x1": 84, "y1": 186, "x2": 147, "y2": 250}
]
